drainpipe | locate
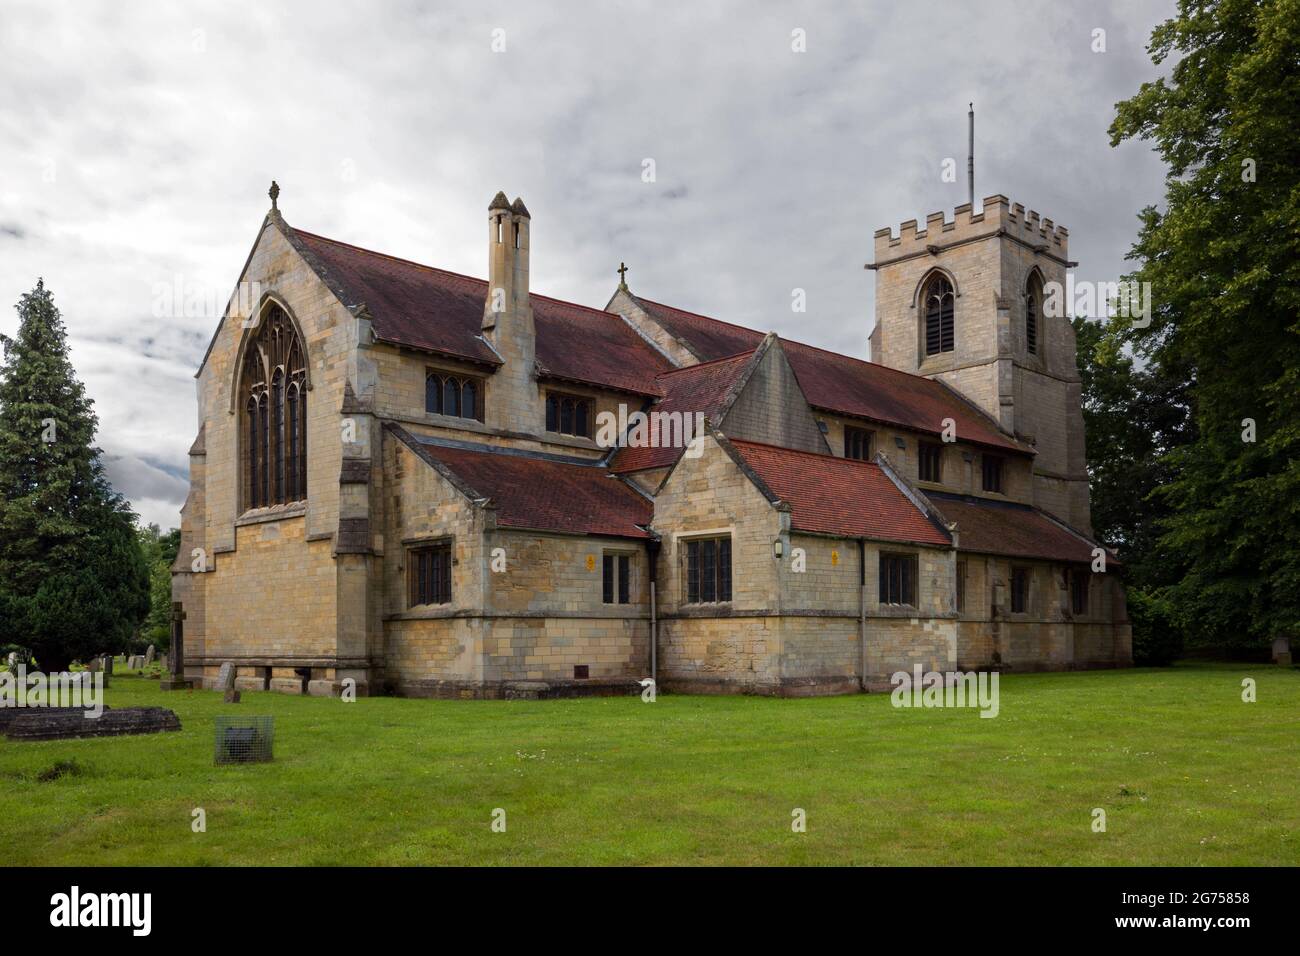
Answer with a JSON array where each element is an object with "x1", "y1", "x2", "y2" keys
[
  {"x1": 647, "y1": 538, "x2": 661, "y2": 687},
  {"x1": 858, "y1": 538, "x2": 868, "y2": 692}
]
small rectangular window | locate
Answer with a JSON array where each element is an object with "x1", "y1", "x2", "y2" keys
[
  {"x1": 1071, "y1": 568, "x2": 1088, "y2": 615},
  {"x1": 603, "y1": 553, "x2": 631, "y2": 605},
  {"x1": 956, "y1": 559, "x2": 967, "y2": 612},
  {"x1": 919, "y1": 442, "x2": 943, "y2": 483},
  {"x1": 1011, "y1": 567, "x2": 1029, "y2": 614},
  {"x1": 844, "y1": 426, "x2": 873, "y2": 461},
  {"x1": 982, "y1": 454, "x2": 1004, "y2": 494},
  {"x1": 879, "y1": 552, "x2": 917, "y2": 606},
  {"x1": 684, "y1": 536, "x2": 731, "y2": 603},
  {"x1": 409, "y1": 542, "x2": 452, "y2": 607},
  {"x1": 546, "y1": 391, "x2": 595, "y2": 438}
]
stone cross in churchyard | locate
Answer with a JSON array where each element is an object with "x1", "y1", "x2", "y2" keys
[{"x1": 161, "y1": 603, "x2": 193, "y2": 691}]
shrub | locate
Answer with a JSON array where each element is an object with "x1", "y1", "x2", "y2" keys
[{"x1": 1128, "y1": 589, "x2": 1184, "y2": 666}]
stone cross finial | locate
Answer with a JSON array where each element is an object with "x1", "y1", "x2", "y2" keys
[
  {"x1": 269, "y1": 180, "x2": 280, "y2": 210},
  {"x1": 617, "y1": 262, "x2": 629, "y2": 291}
]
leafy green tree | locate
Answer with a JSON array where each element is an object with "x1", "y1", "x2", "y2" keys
[
  {"x1": 1072, "y1": 316, "x2": 1192, "y2": 591},
  {"x1": 138, "y1": 522, "x2": 180, "y2": 650},
  {"x1": 1108, "y1": 0, "x2": 1300, "y2": 650},
  {"x1": 0, "y1": 280, "x2": 150, "y2": 671}
]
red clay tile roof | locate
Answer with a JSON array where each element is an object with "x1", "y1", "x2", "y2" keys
[
  {"x1": 729, "y1": 440, "x2": 951, "y2": 546},
  {"x1": 632, "y1": 296, "x2": 1029, "y2": 454},
  {"x1": 609, "y1": 350, "x2": 754, "y2": 473},
  {"x1": 293, "y1": 228, "x2": 670, "y2": 395},
  {"x1": 927, "y1": 492, "x2": 1112, "y2": 564},
  {"x1": 401, "y1": 432, "x2": 653, "y2": 539}
]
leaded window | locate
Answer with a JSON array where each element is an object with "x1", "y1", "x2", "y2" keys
[{"x1": 242, "y1": 304, "x2": 306, "y2": 509}]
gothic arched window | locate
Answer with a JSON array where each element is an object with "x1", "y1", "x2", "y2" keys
[
  {"x1": 241, "y1": 304, "x2": 307, "y2": 509},
  {"x1": 1025, "y1": 273, "x2": 1042, "y2": 355},
  {"x1": 923, "y1": 274, "x2": 955, "y2": 356}
]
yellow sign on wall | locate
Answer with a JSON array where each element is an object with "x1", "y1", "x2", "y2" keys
[
  {"x1": 585, "y1": 554, "x2": 595, "y2": 571},
  {"x1": 831, "y1": 549, "x2": 840, "y2": 566}
]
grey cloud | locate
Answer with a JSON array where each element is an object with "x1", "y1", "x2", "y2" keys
[{"x1": 0, "y1": 0, "x2": 1176, "y2": 525}]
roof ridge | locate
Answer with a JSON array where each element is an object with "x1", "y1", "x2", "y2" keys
[
  {"x1": 729, "y1": 437, "x2": 878, "y2": 468},
  {"x1": 294, "y1": 227, "x2": 627, "y2": 323},
  {"x1": 638, "y1": 292, "x2": 1011, "y2": 392},
  {"x1": 654, "y1": 348, "x2": 756, "y2": 378},
  {"x1": 415, "y1": 434, "x2": 606, "y2": 467},
  {"x1": 633, "y1": 295, "x2": 766, "y2": 340},
  {"x1": 927, "y1": 489, "x2": 1036, "y2": 512}
]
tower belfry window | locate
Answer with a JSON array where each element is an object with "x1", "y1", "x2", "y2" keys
[
  {"x1": 924, "y1": 274, "x2": 955, "y2": 356},
  {"x1": 1026, "y1": 273, "x2": 1041, "y2": 355}
]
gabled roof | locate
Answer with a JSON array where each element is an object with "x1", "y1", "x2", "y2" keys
[
  {"x1": 629, "y1": 295, "x2": 1031, "y2": 455},
  {"x1": 609, "y1": 349, "x2": 758, "y2": 473},
  {"x1": 390, "y1": 426, "x2": 653, "y2": 539},
  {"x1": 727, "y1": 439, "x2": 952, "y2": 547},
  {"x1": 927, "y1": 491, "x2": 1114, "y2": 565},
  {"x1": 294, "y1": 229, "x2": 671, "y2": 395}
]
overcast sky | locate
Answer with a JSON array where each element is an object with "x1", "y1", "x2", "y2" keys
[{"x1": 0, "y1": 0, "x2": 1173, "y2": 528}]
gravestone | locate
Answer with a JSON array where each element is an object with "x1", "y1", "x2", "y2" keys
[
  {"x1": 216, "y1": 662, "x2": 236, "y2": 693},
  {"x1": 145, "y1": 645, "x2": 156, "y2": 665},
  {"x1": 86, "y1": 658, "x2": 100, "y2": 674},
  {"x1": 102, "y1": 655, "x2": 114, "y2": 676},
  {"x1": 1272, "y1": 636, "x2": 1292, "y2": 667},
  {"x1": 6, "y1": 652, "x2": 15, "y2": 669}
]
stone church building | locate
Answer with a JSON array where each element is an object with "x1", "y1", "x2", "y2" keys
[{"x1": 171, "y1": 185, "x2": 1131, "y2": 698}]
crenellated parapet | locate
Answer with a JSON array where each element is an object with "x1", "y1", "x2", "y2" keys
[{"x1": 872, "y1": 195, "x2": 1069, "y2": 264}]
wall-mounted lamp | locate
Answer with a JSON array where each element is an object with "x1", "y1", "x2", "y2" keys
[{"x1": 773, "y1": 539, "x2": 784, "y2": 559}]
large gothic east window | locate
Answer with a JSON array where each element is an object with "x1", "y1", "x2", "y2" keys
[{"x1": 242, "y1": 304, "x2": 307, "y2": 509}]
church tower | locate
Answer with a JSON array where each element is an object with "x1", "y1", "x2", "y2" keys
[{"x1": 867, "y1": 195, "x2": 1091, "y2": 534}]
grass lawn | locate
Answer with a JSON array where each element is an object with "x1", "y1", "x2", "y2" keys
[{"x1": 0, "y1": 663, "x2": 1296, "y2": 866}]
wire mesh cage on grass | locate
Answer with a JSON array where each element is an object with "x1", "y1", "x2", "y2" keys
[{"x1": 214, "y1": 715, "x2": 274, "y2": 764}]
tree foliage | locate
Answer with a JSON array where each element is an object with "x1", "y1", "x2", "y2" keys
[
  {"x1": 1100, "y1": 0, "x2": 1300, "y2": 650},
  {"x1": 138, "y1": 523, "x2": 181, "y2": 650},
  {"x1": 0, "y1": 281, "x2": 150, "y2": 671}
]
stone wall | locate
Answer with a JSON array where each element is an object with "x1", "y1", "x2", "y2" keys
[
  {"x1": 815, "y1": 414, "x2": 1034, "y2": 504},
  {"x1": 381, "y1": 432, "x2": 649, "y2": 694},
  {"x1": 175, "y1": 218, "x2": 369, "y2": 688},
  {"x1": 720, "y1": 339, "x2": 830, "y2": 454}
]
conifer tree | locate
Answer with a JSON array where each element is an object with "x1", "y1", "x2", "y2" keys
[{"x1": 0, "y1": 280, "x2": 149, "y2": 672}]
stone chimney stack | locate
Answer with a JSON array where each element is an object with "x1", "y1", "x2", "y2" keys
[{"x1": 481, "y1": 191, "x2": 537, "y2": 434}]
